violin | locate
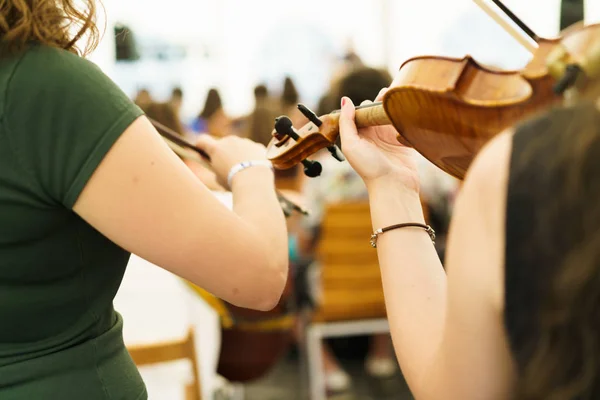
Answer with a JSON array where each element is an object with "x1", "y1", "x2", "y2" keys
[
  {"x1": 150, "y1": 118, "x2": 309, "y2": 217},
  {"x1": 266, "y1": 0, "x2": 600, "y2": 180}
]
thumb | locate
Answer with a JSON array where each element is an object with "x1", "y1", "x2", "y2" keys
[
  {"x1": 194, "y1": 134, "x2": 218, "y2": 158},
  {"x1": 338, "y1": 96, "x2": 358, "y2": 146},
  {"x1": 375, "y1": 87, "x2": 389, "y2": 102}
]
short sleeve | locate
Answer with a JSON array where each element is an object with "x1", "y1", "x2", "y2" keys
[{"x1": 4, "y1": 46, "x2": 144, "y2": 208}]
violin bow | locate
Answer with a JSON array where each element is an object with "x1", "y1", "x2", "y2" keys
[
  {"x1": 473, "y1": 0, "x2": 539, "y2": 54},
  {"x1": 149, "y1": 118, "x2": 309, "y2": 217}
]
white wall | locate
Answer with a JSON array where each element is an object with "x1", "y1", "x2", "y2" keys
[
  {"x1": 89, "y1": 0, "x2": 584, "y2": 120},
  {"x1": 587, "y1": 0, "x2": 600, "y2": 24},
  {"x1": 387, "y1": 0, "x2": 562, "y2": 72}
]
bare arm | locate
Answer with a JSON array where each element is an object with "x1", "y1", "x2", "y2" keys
[
  {"x1": 338, "y1": 93, "x2": 516, "y2": 399},
  {"x1": 367, "y1": 133, "x2": 516, "y2": 399},
  {"x1": 74, "y1": 117, "x2": 289, "y2": 311},
  {"x1": 183, "y1": 159, "x2": 225, "y2": 191}
]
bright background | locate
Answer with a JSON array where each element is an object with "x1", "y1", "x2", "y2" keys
[{"x1": 87, "y1": 0, "x2": 600, "y2": 123}]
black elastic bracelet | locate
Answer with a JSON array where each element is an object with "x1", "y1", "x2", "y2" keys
[{"x1": 370, "y1": 223, "x2": 435, "y2": 248}]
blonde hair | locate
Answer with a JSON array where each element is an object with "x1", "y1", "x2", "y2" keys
[{"x1": 0, "y1": 0, "x2": 100, "y2": 57}]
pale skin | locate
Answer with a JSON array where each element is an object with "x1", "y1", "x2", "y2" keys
[
  {"x1": 338, "y1": 86, "x2": 518, "y2": 399},
  {"x1": 73, "y1": 116, "x2": 289, "y2": 311}
]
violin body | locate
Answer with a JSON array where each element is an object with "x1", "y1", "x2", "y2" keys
[
  {"x1": 266, "y1": 23, "x2": 600, "y2": 180},
  {"x1": 386, "y1": 23, "x2": 599, "y2": 179},
  {"x1": 384, "y1": 43, "x2": 560, "y2": 178},
  {"x1": 216, "y1": 271, "x2": 296, "y2": 382}
]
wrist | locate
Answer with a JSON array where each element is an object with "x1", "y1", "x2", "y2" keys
[
  {"x1": 365, "y1": 172, "x2": 419, "y2": 195},
  {"x1": 230, "y1": 167, "x2": 274, "y2": 192},
  {"x1": 228, "y1": 160, "x2": 273, "y2": 189},
  {"x1": 367, "y1": 175, "x2": 420, "y2": 202},
  {"x1": 367, "y1": 181, "x2": 425, "y2": 227}
]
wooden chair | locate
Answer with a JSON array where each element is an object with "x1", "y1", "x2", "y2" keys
[
  {"x1": 305, "y1": 200, "x2": 428, "y2": 400},
  {"x1": 127, "y1": 328, "x2": 202, "y2": 400}
]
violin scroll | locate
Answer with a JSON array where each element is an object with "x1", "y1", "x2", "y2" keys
[
  {"x1": 269, "y1": 104, "x2": 349, "y2": 177},
  {"x1": 273, "y1": 115, "x2": 323, "y2": 177},
  {"x1": 546, "y1": 29, "x2": 600, "y2": 100}
]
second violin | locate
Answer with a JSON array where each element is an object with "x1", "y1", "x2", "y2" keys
[{"x1": 267, "y1": 5, "x2": 600, "y2": 180}]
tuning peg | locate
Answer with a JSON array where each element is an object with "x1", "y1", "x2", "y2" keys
[
  {"x1": 302, "y1": 159, "x2": 322, "y2": 177},
  {"x1": 274, "y1": 116, "x2": 300, "y2": 141},
  {"x1": 297, "y1": 104, "x2": 323, "y2": 127},
  {"x1": 554, "y1": 63, "x2": 583, "y2": 94},
  {"x1": 327, "y1": 145, "x2": 346, "y2": 162}
]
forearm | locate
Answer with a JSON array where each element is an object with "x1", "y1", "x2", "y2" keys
[
  {"x1": 367, "y1": 179, "x2": 447, "y2": 390},
  {"x1": 230, "y1": 168, "x2": 289, "y2": 274}
]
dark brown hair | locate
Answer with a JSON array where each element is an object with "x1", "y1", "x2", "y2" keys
[
  {"x1": 336, "y1": 67, "x2": 392, "y2": 105},
  {"x1": 281, "y1": 76, "x2": 298, "y2": 107},
  {"x1": 509, "y1": 99, "x2": 600, "y2": 399},
  {"x1": 0, "y1": 0, "x2": 100, "y2": 57},
  {"x1": 199, "y1": 88, "x2": 222, "y2": 120}
]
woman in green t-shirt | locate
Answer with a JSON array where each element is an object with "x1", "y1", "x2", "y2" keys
[{"x1": 0, "y1": 1, "x2": 288, "y2": 399}]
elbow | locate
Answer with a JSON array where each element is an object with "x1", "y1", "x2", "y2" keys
[
  {"x1": 218, "y1": 234, "x2": 289, "y2": 312},
  {"x1": 254, "y1": 259, "x2": 289, "y2": 311},
  {"x1": 247, "y1": 250, "x2": 289, "y2": 311}
]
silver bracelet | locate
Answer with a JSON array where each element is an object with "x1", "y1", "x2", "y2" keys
[{"x1": 227, "y1": 160, "x2": 273, "y2": 188}]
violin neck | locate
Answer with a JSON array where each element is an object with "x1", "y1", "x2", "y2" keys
[{"x1": 331, "y1": 102, "x2": 391, "y2": 128}]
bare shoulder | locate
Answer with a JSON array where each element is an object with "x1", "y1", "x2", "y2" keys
[
  {"x1": 454, "y1": 129, "x2": 514, "y2": 309},
  {"x1": 464, "y1": 130, "x2": 513, "y2": 206},
  {"x1": 426, "y1": 130, "x2": 517, "y2": 398}
]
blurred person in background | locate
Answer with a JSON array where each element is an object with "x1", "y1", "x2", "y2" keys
[
  {"x1": 190, "y1": 87, "x2": 231, "y2": 137},
  {"x1": 294, "y1": 67, "x2": 398, "y2": 395},
  {"x1": 169, "y1": 86, "x2": 184, "y2": 116},
  {"x1": 316, "y1": 47, "x2": 366, "y2": 117},
  {"x1": 280, "y1": 76, "x2": 307, "y2": 128},
  {"x1": 246, "y1": 84, "x2": 279, "y2": 147},
  {"x1": 137, "y1": 101, "x2": 224, "y2": 191},
  {"x1": 134, "y1": 87, "x2": 153, "y2": 108}
]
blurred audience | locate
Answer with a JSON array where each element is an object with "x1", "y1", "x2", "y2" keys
[
  {"x1": 137, "y1": 100, "x2": 223, "y2": 191},
  {"x1": 295, "y1": 66, "x2": 398, "y2": 395},
  {"x1": 246, "y1": 84, "x2": 279, "y2": 147},
  {"x1": 134, "y1": 88, "x2": 153, "y2": 109},
  {"x1": 190, "y1": 88, "x2": 231, "y2": 137},
  {"x1": 129, "y1": 57, "x2": 458, "y2": 396},
  {"x1": 281, "y1": 76, "x2": 307, "y2": 128},
  {"x1": 169, "y1": 86, "x2": 183, "y2": 116}
]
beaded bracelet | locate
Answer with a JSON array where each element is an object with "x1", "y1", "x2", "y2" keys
[{"x1": 227, "y1": 160, "x2": 273, "y2": 188}]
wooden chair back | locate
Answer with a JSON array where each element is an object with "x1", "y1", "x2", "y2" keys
[
  {"x1": 312, "y1": 200, "x2": 430, "y2": 322},
  {"x1": 127, "y1": 328, "x2": 201, "y2": 400},
  {"x1": 312, "y1": 201, "x2": 385, "y2": 322}
]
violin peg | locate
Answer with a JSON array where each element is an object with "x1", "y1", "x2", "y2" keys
[
  {"x1": 553, "y1": 63, "x2": 583, "y2": 95},
  {"x1": 274, "y1": 115, "x2": 300, "y2": 141},
  {"x1": 301, "y1": 159, "x2": 322, "y2": 178},
  {"x1": 327, "y1": 145, "x2": 346, "y2": 162},
  {"x1": 297, "y1": 104, "x2": 323, "y2": 127}
]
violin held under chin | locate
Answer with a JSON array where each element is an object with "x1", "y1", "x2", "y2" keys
[{"x1": 266, "y1": 2, "x2": 600, "y2": 181}]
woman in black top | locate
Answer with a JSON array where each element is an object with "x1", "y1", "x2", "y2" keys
[{"x1": 337, "y1": 79, "x2": 600, "y2": 398}]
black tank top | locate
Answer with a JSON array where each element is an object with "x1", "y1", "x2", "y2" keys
[{"x1": 504, "y1": 101, "x2": 600, "y2": 396}]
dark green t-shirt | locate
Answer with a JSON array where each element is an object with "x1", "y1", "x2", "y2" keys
[{"x1": 0, "y1": 45, "x2": 147, "y2": 399}]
